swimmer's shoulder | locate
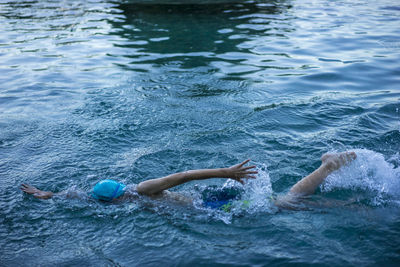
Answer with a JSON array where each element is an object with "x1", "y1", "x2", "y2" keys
[{"x1": 118, "y1": 184, "x2": 140, "y2": 201}]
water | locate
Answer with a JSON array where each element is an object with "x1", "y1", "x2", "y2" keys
[{"x1": 1, "y1": 0, "x2": 399, "y2": 265}]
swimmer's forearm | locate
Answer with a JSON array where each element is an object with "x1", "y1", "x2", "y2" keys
[
  {"x1": 288, "y1": 151, "x2": 357, "y2": 197},
  {"x1": 20, "y1": 184, "x2": 55, "y2": 199},
  {"x1": 289, "y1": 164, "x2": 331, "y2": 196},
  {"x1": 137, "y1": 168, "x2": 229, "y2": 196},
  {"x1": 183, "y1": 168, "x2": 231, "y2": 181}
]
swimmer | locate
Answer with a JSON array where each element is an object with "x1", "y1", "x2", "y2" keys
[
  {"x1": 20, "y1": 159, "x2": 258, "y2": 202},
  {"x1": 20, "y1": 151, "x2": 357, "y2": 209}
]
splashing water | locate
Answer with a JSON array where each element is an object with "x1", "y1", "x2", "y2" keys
[
  {"x1": 321, "y1": 149, "x2": 400, "y2": 206},
  {"x1": 206, "y1": 163, "x2": 276, "y2": 222},
  {"x1": 189, "y1": 163, "x2": 276, "y2": 223},
  {"x1": 229, "y1": 162, "x2": 277, "y2": 215}
]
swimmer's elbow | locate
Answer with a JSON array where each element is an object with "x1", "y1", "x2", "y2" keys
[
  {"x1": 136, "y1": 182, "x2": 151, "y2": 196},
  {"x1": 274, "y1": 194, "x2": 303, "y2": 211},
  {"x1": 137, "y1": 181, "x2": 161, "y2": 196}
]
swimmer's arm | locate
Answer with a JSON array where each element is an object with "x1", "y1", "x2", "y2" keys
[
  {"x1": 21, "y1": 184, "x2": 56, "y2": 199},
  {"x1": 20, "y1": 184, "x2": 86, "y2": 200},
  {"x1": 289, "y1": 165, "x2": 332, "y2": 196},
  {"x1": 136, "y1": 160, "x2": 257, "y2": 196},
  {"x1": 289, "y1": 151, "x2": 357, "y2": 196}
]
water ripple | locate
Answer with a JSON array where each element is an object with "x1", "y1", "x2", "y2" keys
[{"x1": 1, "y1": 0, "x2": 400, "y2": 265}]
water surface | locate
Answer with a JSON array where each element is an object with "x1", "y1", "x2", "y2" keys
[{"x1": 1, "y1": 0, "x2": 399, "y2": 265}]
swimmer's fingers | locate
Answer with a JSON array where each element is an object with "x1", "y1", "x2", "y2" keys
[
  {"x1": 232, "y1": 160, "x2": 256, "y2": 172},
  {"x1": 235, "y1": 169, "x2": 258, "y2": 179},
  {"x1": 337, "y1": 152, "x2": 357, "y2": 166},
  {"x1": 240, "y1": 165, "x2": 257, "y2": 171},
  {"x1": 20, "y1": 184, "x2": 53, "y2": 199},
  {"x1": 339, "y1": 155, "x2": 347, "y2": 166},
  {"x1": 227, "y1": 160, "x2": 258, "y2": 183},
  {"x1": 235, "y1": 171, "x2": 257, "y2": 178},
  {"x1": 346, "y1": 151, "x2": 357, "y2": 161},
  {"x1": 20, "y1": 184, "x2": 37, "y2": 194},
  {"x1": 242, "y1": 169, "x2": 258, "y2": 175},
  {"x1": 232, "y1": 173, "x2": 257, "y2": 185},
  {"x1": 242, "y1": 173, "x2": 257, "y2": 179},
  {"x1": 244, "y1": 169, "x2": 258, "y2": 174},
  {"x1": 237, "y1": 159, "x2": 251, "y2": 168},
  {"x1": 323, "y1": 151, "x2": 358, "y2": 172}
]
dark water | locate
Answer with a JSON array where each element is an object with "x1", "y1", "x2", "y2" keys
[{"x1": 1, "y1": 0, "x2": 400, "y2": 265}]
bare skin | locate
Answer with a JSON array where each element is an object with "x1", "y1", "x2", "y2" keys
[
  {"x1": 274, "y1": 151, "x2": 357, "y2": 209},
  {"x1": 136, "y1": 159, "x2": 257, "y2": 196},
  {"x1": 20, "y1": 184, "x2": 54, "y2": 199},
  {"x1": 21, "y1": 152, "x2": 357, "y2": 208},
  {"x1": 21, "y1": 160, "x2": 257, "y2": 201},
  {"x1": 289, "y1": 151, "x2": 357, "y2": 196}
]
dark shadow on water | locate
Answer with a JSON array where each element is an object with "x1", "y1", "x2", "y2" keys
[{"x1": 108, "y1": 1, "x2": 293, "y2": 70}]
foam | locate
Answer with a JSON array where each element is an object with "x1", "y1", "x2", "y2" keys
[
  {"x1": 220, "y1": 162, "x2": 277, "y2": 215},
  {"x1": 321, "y1": 149, "x2": 400, "y2": 206}
]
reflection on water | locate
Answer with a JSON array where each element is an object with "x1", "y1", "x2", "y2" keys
[{"x1": 110, "y1": 2, "x2": 294, "y2": 78}]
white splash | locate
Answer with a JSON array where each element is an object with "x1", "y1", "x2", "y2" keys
[
  {"x1": 321, "y1": 149, "x2": 400, "y2": 206},
  {"x1": 223, "y1": 162, "x2": 276, "y2": 215}
]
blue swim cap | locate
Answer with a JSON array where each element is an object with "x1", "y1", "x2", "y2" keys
[{"x1": 91, "y1": 179, "x2": 126, "y2": 201}]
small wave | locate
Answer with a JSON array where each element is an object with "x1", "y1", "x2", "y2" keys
[{"x1": 321, "y1": 149, "x2": 400, "y2": 206}]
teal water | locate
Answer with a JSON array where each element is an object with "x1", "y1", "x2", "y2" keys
[{"x1": 1, "y1": 0, "x2": 400, "y2": 265}]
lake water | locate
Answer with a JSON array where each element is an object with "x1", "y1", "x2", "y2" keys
[{"x1": 1, "y1": 0, "x2": 400, "y2": 265}]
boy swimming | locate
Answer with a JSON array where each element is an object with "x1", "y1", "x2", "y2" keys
[{"x1": 21, "y1": 151, "x2": 356, "y2": 209}]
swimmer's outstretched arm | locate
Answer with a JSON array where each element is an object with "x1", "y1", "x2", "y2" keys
[
  {"x1": 289, "y1": 151, "x2": 357, "y2": 196},
  {"x1": 20, "y1": 184, "x2": 84, "y2": 200},
  {"x1": 20, "y1": 184, "x2": 55, "y2": 199},
  {"x1": 136, "y1": 160, "x2": 257, "y2": 196}
]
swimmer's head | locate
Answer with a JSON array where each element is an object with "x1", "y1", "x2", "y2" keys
[{"x1": 91, "y1": 179, "x2": 126, "y2": 202}]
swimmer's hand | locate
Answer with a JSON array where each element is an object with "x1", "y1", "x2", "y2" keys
[
  {"x1": 321, "y1": 151, "x2": 357, "y2": 172},
  {"x1": 20, "y1": 184, "x2": 54, "y2": 199},
  {"x1": 225, "y1": 159, "x2": 258, "y2": 185}
]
